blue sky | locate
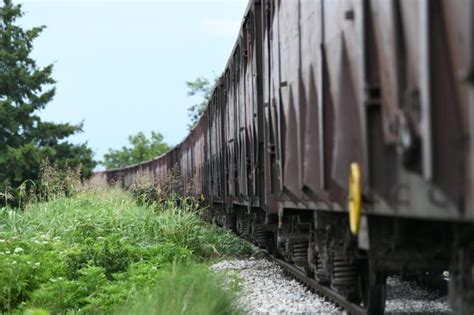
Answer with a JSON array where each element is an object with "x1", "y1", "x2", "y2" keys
[{"x1": 18, "y1": 0, "x2": 248, "y2": 167}]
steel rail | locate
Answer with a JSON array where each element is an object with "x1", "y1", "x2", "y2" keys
[{"x1": 269, "y1": 255, "x2": 367, "y2": 315}]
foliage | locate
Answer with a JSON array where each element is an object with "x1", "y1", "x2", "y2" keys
[
  {"x1": 1, "y1": 160, "x2": 83, "y2": 209},
  {"x1": 0, "y1": 0, "x2": 96, "y2": 203},
  {"x1": 128, "y1": 166, "x2": 195, "y2": 207},
  {"x1": 186, "y1": 77, "x2": 215, "y2": 130},
  {"x1": 116, "y1": 264, "x2": 241, "y2": 315},
  {"x1": 102, "y1": 131, "x2": 171, "y2": 169},
  {"x1": 0, "y1": 186, "x2": 252, "y2": 313}
]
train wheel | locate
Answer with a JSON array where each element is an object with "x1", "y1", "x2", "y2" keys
[{"x1": 359, "y1": 259, "x2": 386, "y2": 315}]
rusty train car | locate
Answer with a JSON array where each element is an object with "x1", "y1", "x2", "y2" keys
[{"x1": 103, "y1": 1, "x2": 474, "y2": 314}]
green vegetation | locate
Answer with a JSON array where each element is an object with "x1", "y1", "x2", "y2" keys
[
  {"x1": 116, "y1": 264, "x2": 241, "y2": 315},
  {"x1": 0, "y1": 0, "x2": 96, "y2": 203},
  {"x1": 186, "y1": 77, "x2": 215, "y2": 130},
  {"x1": 0, "y1": 185, "x2": 252, "y2": 314},
  {"x1": 102, "y1": 131, "x2": 171, "y2": 169}
]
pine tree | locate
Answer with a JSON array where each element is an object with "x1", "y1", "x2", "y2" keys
[{"x1": 0, "y1": 0, "x2": 96, "y2": 199}]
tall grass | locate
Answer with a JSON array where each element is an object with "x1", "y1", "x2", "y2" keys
[
  {"x1": 0, "y1": 186, "x2": 252, "y2": 314},
  {"x1": 116, "y1": 264, "x2": 241, "y2": 315}
]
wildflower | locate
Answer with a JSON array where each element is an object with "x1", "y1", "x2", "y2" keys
[
  {"x1": 5, "y1": 250, "x2": 10, "y2": 254},
  {"x1": 34, "y1": 262, "x2": 40, "y2": 268},
  {"x1": 42, "y1": 241, "x2": 48, "y2": 245},
  {"x1": 12, "y1": 261, "x2": 16, "y2": 265},
  {"x1": 0, "y1": 239, "x2": 5, "y2": 243},
  {"x1": 13, "y1": 247, "x2": 24, "y2": 254}
]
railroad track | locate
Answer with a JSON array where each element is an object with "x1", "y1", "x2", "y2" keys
[{"x1": 269, "y1": 255, "x2": 367, "y2": 315}]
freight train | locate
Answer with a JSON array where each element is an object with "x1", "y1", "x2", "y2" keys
[{"x1": 102, "y1": 1, "x2": 474, "y2": 314}]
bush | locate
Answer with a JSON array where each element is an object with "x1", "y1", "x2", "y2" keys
[{"x1": 0, "y1": 187, "x2": 251, "y2": 313}]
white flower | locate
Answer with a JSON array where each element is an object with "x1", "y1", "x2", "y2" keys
[
  {"x1": 42, "y1": 241, "x2": 48, "y2": 245},
  {"x1": 5, "y1": 250, "x2": 10, "y2": 254},
  {"x1": 13, "y1": 247, "x2": 24, "y2": 254},
  {"x1": 11, "y1": 261, "x2": 16, "y2": 265},
  {"x1": 0, "y1": 239, "x2": 5, "y2": 243},
  {"x1": 34, "y1": 262, "x2": 40, "y2": 268}
]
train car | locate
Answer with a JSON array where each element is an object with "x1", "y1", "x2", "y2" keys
[
  {"x1": 102, "y1": 1, "x2": 474, "y2": 314},
  {"x1": 257, "y1": 1, "x2": 473, "y2": 313},
  {"x1": 191, "y1": 112, "x2": 206, "y2": 197}
]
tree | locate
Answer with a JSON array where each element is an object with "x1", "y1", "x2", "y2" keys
[
  {"x1": 102, "y1": 131, "x2": 171, "y2": 169},
  {"x1": 0, "y1": 0, "x2": 96, "y2": 199},
  {"x1": 185, "y1": 77, "x2": 215, "y2": 130}
]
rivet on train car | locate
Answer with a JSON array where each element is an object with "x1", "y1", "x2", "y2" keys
[
  {"x1": 348, "y1": 162, "x2": 362, "y2": 235},
  {"x1": 344, "y1": 10, "x2": 354, "y2": 20}
]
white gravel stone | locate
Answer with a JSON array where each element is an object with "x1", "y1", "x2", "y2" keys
[
  {"x1": 385, "y1": 276, "x2": 453, "y2": 314},
  {"x1": 212, "y1": 258, "x2": 341, "y2": 314},
  {"x1": 212, "y1": 258, "x2": 454, "y2": 314}
]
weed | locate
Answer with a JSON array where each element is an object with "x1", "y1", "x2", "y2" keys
[
  {"x1": 39, "y1": 160, "x2": 81, "y2": 201},
  {"x1": 0, "y1": 187, "x2": 251, "y2": 314},
  {"x1": 116, "y1": 263, "x2": 242, "y2": 315}
]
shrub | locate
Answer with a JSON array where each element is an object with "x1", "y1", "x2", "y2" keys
[{"x1": 0, "y1": 187, "x2": 251, "y2": 313}]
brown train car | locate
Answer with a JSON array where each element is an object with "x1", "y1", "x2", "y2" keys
[
  {"x1": 258, "y1": 1, "x2": 473, "y2": 313},
  {"x1": 102, "y1": 0, "x2": 473, "y2": 313},
  {"x1": 191, "y1": 112, "x2": 206, "y2": 197}
]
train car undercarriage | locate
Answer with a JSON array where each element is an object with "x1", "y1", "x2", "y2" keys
[{"x1": 213, "y1": 203, "x2": 473, "y2": 314}]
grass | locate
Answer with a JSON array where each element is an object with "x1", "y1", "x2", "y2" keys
[{"x1": 0, "y1": 186, "x2": 252, "y2": 314}]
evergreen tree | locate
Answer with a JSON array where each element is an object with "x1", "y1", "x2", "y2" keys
[
  {"x1": 102, "y1": 131, "x2": 170, "y2": 169},
  {"x1": 0, "y1": 0, "x2": 96, "y2": 199}
]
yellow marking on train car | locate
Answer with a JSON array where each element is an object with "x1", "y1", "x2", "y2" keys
[{"x1": 348, "y1": 162, "x2": 362, "y2": 235}]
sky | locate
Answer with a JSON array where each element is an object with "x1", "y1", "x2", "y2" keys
[{"x1": 18, "y1": 0, "x2": 248, "y2": 167}]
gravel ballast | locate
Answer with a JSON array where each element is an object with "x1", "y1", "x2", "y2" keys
[
  {"x1": 212, "y1": 258, "x2": 340, "y2": 314},
  {"x1": 212, "y1": 257, "x2": 453, "y2": 314},
  {"x1": 385, "y1": 276, "x2": 452, "y2": 314}
]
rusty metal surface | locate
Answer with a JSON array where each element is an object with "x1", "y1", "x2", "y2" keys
[{"x1": 101, "y1": 0, "x2": 473, "y2": 222}]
